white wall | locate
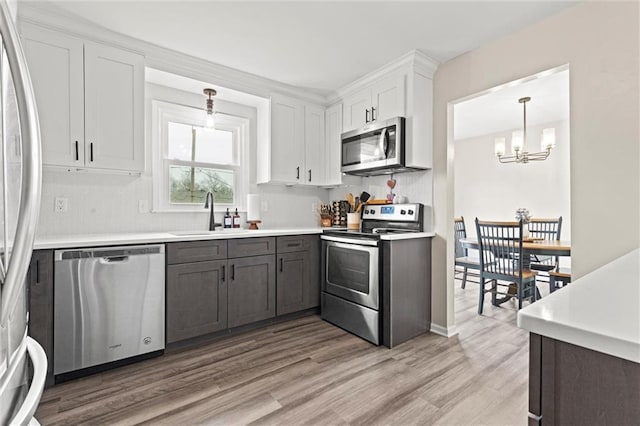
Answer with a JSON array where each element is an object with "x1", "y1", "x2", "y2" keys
[
  {"x1": 35, "y1": 84, "x2": 329, "y2": 236},
  {"x1": 432, "y1": 1, "x2": 639, "y2": 333},
  {"x1": 454, "y1": 120, "x2": 571, "y2": 242}
]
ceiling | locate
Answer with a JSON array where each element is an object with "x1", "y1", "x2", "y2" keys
[
  {"x1": 453, "y1": 69, "x2": 570, "y2": 140},
  {"x1": 40, "y1": 1, "x2": 577, "y2": 96}
]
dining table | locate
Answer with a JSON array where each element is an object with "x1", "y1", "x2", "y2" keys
[
  {"x1": 460, "y1": 237, "x2": 571, "y2": 304},
  {"x1": 460, "y1": 237, "x2": 571, "y2": 269}
]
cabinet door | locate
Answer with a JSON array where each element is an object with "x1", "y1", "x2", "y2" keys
[
  {"x1": 84, "y1": 42, "x2": 144, "y2": 172},
  {"x1": 228, "y1": 255, "x2": 276, "y2": 328},
  {"x1": 27, "y1": 250, "x2": 54, "y2": 386},
  {"x1": 270, "y1": 94, "x2": 304, "y2": 183},
  {"x1": 276, "y1": 251, "x2": 310, "y2": 315},
  {"x1": 166, "y1": 260, "x2": 228, "y2": 343},
  {"x1": 371, "y1": 73, "x2": 405, "y2": 122},
  {"x1": 21, "y1": 24, "x2": 84, "y2": 167},
  {"x1": 342, "y1": 88, "x2": 371, "y2": 132},
  {"x1": 324, "y1": 103, "x2": 343, "y2": 185},
  {"x1": 307, "y1": 235, "x2": 320, "y2": 309},
  {"x1": 304, "y1": 104, "x2": 325, "y2": 185},
  {"x1": 167, "y1": 240, "x2": 227, "y2": 264}
]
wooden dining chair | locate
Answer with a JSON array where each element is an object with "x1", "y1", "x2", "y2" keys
[
  {"x1": 528, "y1": 217, "x2": 562, "y2": 275},
  {"x1": 475, "y1": 219, "x2": 538, "y2": 314},
  {"x1": 454, "y1": 216, "x2": 480, "y2": 289}
]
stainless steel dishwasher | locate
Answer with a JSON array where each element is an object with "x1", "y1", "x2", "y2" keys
[{"x1": 54, "y1": 244, "x2": 165, "y2": 376}]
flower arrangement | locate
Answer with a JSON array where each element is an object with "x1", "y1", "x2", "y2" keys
[{"x1": 515, "y1": 208, "x2": 531, "y2": 224}]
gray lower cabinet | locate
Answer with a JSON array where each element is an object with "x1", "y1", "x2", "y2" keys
[
  {"x1": 27, "y1": 250, "x2": 54, "y2": 386},
  {"x1": 228, "y1": 254, "x2": 276, "y2": 328},
  {"x1": 277, "y1": 251, "x2": 310, "y2": 315},
  {"x1": 529, "y1": 333, "x2": 640, "y2": 426},
  {"x1": 166, "y1": 259, "x2": 228, "y2": 344},
  {"x1": 166, "y1": 235, "x2": 317, "y2": 344},
  {"x1": 276, "y1": 235, "x2": 320, "y2": 315}
]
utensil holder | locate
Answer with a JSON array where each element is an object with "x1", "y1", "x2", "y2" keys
[{"x1": 347, "y1": 213, "x2": 360, "y2": 230}]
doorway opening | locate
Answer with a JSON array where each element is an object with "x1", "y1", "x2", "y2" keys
[{"x1": 449, "y1": 65, "x2": 571, "y2": 328}]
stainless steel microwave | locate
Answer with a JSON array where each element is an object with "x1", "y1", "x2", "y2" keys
[{"x1": 341, "y1": 116, "x2": 406, "y2": 176}]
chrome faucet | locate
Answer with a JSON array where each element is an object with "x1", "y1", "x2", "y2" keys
[{"x1": 204, "y1": 192, "x2": 222, "y2": 231}]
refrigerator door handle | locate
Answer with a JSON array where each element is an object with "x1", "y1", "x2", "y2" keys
[
  {"x1": 0, "y1": 0, "x2": 42, "y2": 328},
  {"x1": 9, "y1": 337, "x2": 47, "y2": 425}
]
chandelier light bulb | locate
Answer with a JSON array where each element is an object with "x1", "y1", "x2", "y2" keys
[
  {"x1": 511, "y1": 130, "x2": 524, "y2": 153},
  {"x1": 494, "y1": 137, "x2": 506, "y2": 156},
  {"x1": 541, "y1": 128, "x2": 556, "y2": 150}
]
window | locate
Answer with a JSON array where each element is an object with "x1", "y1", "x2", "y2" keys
[{"x1": 152, "y1": 100, "x2": 249, "y2": 212}]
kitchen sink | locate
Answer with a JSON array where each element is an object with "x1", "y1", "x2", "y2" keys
[
  {"x1": 169, "y1": 231, "x2": 219, "y2": 236},
  {"x1": 170, "y1": 229, "x2": 250, "y2": 236}
]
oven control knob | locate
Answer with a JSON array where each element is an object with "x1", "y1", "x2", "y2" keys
[
  {"x1": 408, "y1": 209, "x2": 414, "y2": 215},
  {"x1": 364, "y1": 209, "x2": 369, "y2": 214},
  {"x1": 401, "y1": 210, "x2": 406, "y2": 215},
  {"x1": 369, "y1": 207, "x2": 376, "y2": 214}
]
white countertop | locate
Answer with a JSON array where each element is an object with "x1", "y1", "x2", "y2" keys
[
  {"x1": 34, "y1": 228, "x2": 323, "y2": 250},
  {"x1": 518, "y1": 248, "x2": 640, "y2": 363},
  {"x1": 379, "y1": 231, "x2": 435, "y2": 240}
]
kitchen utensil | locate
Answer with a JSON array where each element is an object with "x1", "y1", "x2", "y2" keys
[
  {"x1": 368, "y1": 199, "x2": 392, "y2": 205},
  {"x1": 346, "y1": 193, "x2": 355, "y2": 211},
  {"x1": 360, "y1": 191, "x2": 371, "y2": 204}
]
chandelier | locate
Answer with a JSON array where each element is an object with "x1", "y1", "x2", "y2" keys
[{"x1": 494, "y1": 96, "x2": 556, "y2": 164}]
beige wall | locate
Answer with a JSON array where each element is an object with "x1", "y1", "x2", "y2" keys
[{"x1": 432, "y1": 2, "x2": 639, "y2": 332}]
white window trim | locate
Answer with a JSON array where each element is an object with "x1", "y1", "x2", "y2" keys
[{"x1": 151, "y1": 100, "x2": 250, "y2": 213}]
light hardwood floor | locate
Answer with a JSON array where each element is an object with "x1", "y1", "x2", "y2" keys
[{"x1": 35, "y1": 282, "x2": 531, "y2": 425}]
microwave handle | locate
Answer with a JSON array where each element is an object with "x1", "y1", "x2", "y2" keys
[{"x1": 378, "y1": 127, "x2": 388, "y2": 158}]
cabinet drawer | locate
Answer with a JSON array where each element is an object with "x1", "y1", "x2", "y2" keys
[
  {"x1": 167, "y1": 240, "x2": 227, "y2": 264},
  {"x1": 276, "y1": 235, "x2": 317, "y2": 253},
  {"x1": 228, "y1": 237, "x2": 275, "y2": 258}
]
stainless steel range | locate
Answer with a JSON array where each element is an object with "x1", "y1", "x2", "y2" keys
[{"x1": 321, "y1": 203, "x2": 431, "y2": 347}]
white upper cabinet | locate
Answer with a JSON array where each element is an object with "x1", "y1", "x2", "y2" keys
[
  {"x1": 304, "y1": 105, "x2": 325, "y2": 185},
  {"x1": 21, "y1": 23, "x2": 145, "y2": 173},
  {"x1": 324, "y1": 102, "x2": 343, "y2": 186},
  {"x1": 21, "y1": 25, "x2": 85, "y2": 167},
  {"x1": 342, "y1": 72, "x2": 406, "y2": 133},
  {"x1": 338, "y1": 52, "x2": 436, "y2": 170},
  {"x1": 269, "y1": 94, "x2": 305, "y2": 184},
  {"x1": 260, "y1": 93, "x2": 325, "y2": 186},
  {"x1": 84, "y1": 42, "x2": 144, "y2": 171}
]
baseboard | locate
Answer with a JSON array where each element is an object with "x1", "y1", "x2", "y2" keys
[{"x1": 430, "y1": 323, "x2": 458, "y2": 338}]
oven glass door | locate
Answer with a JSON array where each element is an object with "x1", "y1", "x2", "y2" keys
[
  {"x1": 341, "y1": 125, "x2": 398, "y2": 172},
  {"x1": 322, "y1": 239, "x2": 379, "y2": 310}
]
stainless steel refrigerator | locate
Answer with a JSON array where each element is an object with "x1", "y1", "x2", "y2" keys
[{"x1": 0, "y1": 0, "x2": 46, "y2": 423}]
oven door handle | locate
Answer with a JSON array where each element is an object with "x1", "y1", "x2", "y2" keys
[{"x1": 320, "y1": 235, "x2": 379, "y2": 247}]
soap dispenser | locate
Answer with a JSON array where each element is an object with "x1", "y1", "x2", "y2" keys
[
  {"x1": 233, "y1": 208, "x2": 241, "y2": 228},
  {"x1": 224, "y1": 208, "x2": 232, "y2": 228}
]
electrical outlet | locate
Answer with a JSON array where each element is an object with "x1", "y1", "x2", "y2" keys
[
  {"x1": 311, "y1": 202, "x2": 317, "y2": 213},
  {"x1": 261, "y1": 200, "x2": 268, "y2": 212},
  {"x1": 54, "y1": 197, "x2": 68, "y2": 213},
  {"x1": 138, "y1": 199, "x2": 149, "y2": 214}
]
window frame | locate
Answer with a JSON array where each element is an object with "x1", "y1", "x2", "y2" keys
[{"x1": 152, "y1": 100, "x2": 249, "y2": 213}]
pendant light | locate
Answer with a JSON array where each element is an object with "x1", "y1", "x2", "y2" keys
[{"x1": 203, "y1": 88, "x2": 217, "y2": 129}]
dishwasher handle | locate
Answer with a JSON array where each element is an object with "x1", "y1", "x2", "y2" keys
[{"x1": 55, "y1": 244, "x2": 164, "y2": 261}]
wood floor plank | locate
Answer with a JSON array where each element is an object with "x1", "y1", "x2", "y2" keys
[{"x1": 35, "y1": 279, "x2": 532, "y2": 425}]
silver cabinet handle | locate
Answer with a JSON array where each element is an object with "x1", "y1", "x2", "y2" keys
[
  {"x1": 371, "y1": 106, "x2": 376, "y2": 121},
  {"x1": 308, "y1": 169, "x2": 312, "y2": 182}
]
